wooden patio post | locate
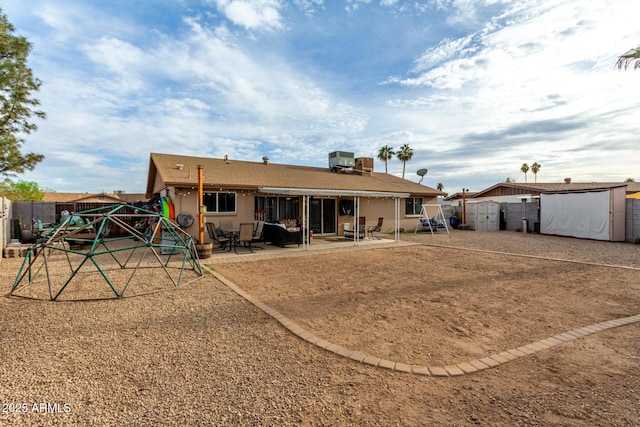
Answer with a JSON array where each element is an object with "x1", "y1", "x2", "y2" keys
[
  {"x1": 462, "y1": 188, "x2": 467, "y2": 226},
  {"x1": 198, "y1": 165, "x2": 204, "y2": 244}
]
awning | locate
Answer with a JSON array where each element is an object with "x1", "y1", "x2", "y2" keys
[{"x1": 258, "y1": 187, "x2": 410, "y2": 198}]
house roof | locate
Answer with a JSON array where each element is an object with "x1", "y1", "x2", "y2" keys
[
  {"x1": 470, "y1": 182, "x2": 638, "y2": 199},
  {"x1": 42, "y1": 192, "x2": 148, "y2": 203},
  {"x1": 147, "y1": 153, "x2": 445, "y2": 198},
  {"x1": 42, "y1": 192, "x2": 122, "y2": 203},
  {"x1": 444, "y1": 191, "x2": 477, "y2": 201}
]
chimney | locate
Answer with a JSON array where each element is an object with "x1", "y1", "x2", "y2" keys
[
  {"x1": 564, "y1": 177, "x2": 571, "y2": 184},
  {"x1": 262, "y1": 156, "x2": 269, "y2": 165}
]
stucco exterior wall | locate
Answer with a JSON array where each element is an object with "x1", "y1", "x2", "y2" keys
[
  {"x1": 172, "y1": 188, "x2": 258, "y2": 244},
  {"x1": 171, "y1": 187, "x2": 437, "y2": 240}
]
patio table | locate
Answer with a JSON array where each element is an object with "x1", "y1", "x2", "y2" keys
[{"x1": 220, "y1": 228, "x2": 239, "y2": 251}]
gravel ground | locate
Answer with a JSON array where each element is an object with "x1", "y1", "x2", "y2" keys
[
  {"x1": 0, "y1": 230, "x2": 638, "y2": 426},
  {"x1": 400, "y1": 229, "x2": 640, "y2": 268}
]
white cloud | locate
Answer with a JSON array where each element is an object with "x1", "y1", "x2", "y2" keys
[
  {"x1": 213, "y1": 0, "x2": 283, "y2": 30},
  {"x1": 9, "y1": 0, "x2": 640, "y2": 192}
]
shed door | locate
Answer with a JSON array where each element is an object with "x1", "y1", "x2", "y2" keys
[
  {"x1": 487, "y1": 203, "x2": 500, "y2": 231},
  {"x1": 476, "y1": 203, "x2": 488, "y2": 231}
]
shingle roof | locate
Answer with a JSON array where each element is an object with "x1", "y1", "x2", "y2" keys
[{"x1": 147, "y1": 153, "x2": 444, "y2": 198}]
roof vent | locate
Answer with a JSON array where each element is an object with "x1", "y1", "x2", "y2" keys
[{"x1": 564, "y1": 177, "x2": 571, "y2": 184}]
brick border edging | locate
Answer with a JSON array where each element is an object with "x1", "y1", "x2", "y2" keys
[{"x1": 205, "y1": 266, "x2": 640, "y2": 377}]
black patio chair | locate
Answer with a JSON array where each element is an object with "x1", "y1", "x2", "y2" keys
[
  {"x1": 206, "y1": 222, "x2": 230, "y2": 250},
  {"x1": 368, "y1": 217, "x2": 383, "y2": 239}
]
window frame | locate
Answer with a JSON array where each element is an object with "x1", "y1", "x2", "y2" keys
[
  {"x1": 405, "y1": 197, "x2": 423, "y2": 216},
  {"x1": 203, "y1": 191, "x2": 237, "y2": 214}
]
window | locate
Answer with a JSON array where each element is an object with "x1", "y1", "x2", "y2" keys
[
  {"x1": 405, "y1": 197, "x2": 423, "y2": 215},
  {"x1": 255, "y1": 196, "x2": 299, "y2": 222},
  {"x1": 203, "y1": 192, "x2": 236, "y2": 213}
]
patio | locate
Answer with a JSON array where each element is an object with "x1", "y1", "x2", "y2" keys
[{"x1": 204, "y1": 234, "x2": 410, "y2": 263}]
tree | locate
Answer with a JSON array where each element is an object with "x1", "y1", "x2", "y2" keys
[
  {"x1": 0, "y1": 178, "x2": 44, "y2": 201},
  {"x1": 0, "y1": 10, "x2": 45, "y2": 176},
  {"x1": 625, "y1": 177, "x2": 635, "y2": 182},
  {"x1": 436, "y1": 182, "x2": 444, "y2": 191},
  {"x1": 397, "y1": 144, "x2": 413, "y2": 179},
  {"x1": 616, "y1": 46, "x2": 640, "y2": 70},
  {"x1": 505, "y1": 177, "x2": 515, "y2": 183},
  {"x1": 530, "y1": 162, "x2": 541, "y2": 183},
  {"x1": 520, "y1": 163, "x2": 529, "y2": 183},
  {"x1": 377, "y1": 145, "x2": 394, "y2": 174}
]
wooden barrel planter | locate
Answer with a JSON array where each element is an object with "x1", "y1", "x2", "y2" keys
[{"x1": 196, "y1": 243, "x2": 213, "y2": 259}]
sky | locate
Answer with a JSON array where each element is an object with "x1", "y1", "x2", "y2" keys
[{"x1": 3, "y1": 0, "x2": 639, "y2": 195}]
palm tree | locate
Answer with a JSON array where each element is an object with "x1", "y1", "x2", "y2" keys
[
  {"x1": 616, "y1": 46, "x2": 640, "y2": 70},
  {"x1": 397, "y1": 144, "x2": 413, "y2": 179},
  {"x1": 520, "y1": 163, "x2": 530, "y2": 183},
  {"x1": 377, "y1": 145, "x2": 395, "y2": 174},
  {"x1": 436, "y1": 182, "x2": 444, "y2": 191},
  {"x1": 530, "y1": 162, "x2": 541, "y2": 183}
]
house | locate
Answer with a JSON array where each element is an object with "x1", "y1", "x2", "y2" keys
[{"x1": 145, "y1": 152, "x2": 445, "y2": 243}]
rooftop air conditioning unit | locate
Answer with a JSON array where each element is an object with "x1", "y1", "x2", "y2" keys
[{"x1": 329, "y1": 151, "x2": 355, "y2": 171}]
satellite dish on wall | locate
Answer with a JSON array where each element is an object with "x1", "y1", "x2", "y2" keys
[{"x1": 416, "y1": 168, "x2": 428, "y2": 184}]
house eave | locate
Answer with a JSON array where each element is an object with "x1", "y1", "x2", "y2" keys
[{"x1": 258, "y1": 187, "x2": 410, "y2": 198}]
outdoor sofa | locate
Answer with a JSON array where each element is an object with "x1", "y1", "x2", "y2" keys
[{"x1": 262, "y1": 223, "x2": 303, "y2": 247}]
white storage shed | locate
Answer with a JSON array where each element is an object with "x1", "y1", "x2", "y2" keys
[{"x1": 465, "y1": 201, "x2": 501, "y2": 231}]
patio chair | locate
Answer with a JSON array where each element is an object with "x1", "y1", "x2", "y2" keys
[
  {"x1": 236, "y1": 222, "x2": 256, "y2": 253},
  {"x1": 344, "y1": 220, "x2": 365, "y2": 239},
  {"x1": 219, "y1": 220, "x2": 233, "y2": 231},
  {"x1": 251, "y1": 220, "x2": 265, "y2": 249},
  {"x1": 206, "y1": 222, "x2": 230, "y2": 250},
  {"x1": 358, "y1": 216, "x2": 366, "y2": 233},
  {"x1": 368, "y1": 217, "x2": 383, "y2": 239}
]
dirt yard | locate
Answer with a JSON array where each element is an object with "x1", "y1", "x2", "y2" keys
[{"x1": 1, "y1": 231, "x2": 639, "y2": 425}]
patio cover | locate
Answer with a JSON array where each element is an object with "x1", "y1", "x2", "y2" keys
[
  {"x1": 258, "y1": 187, "x2": 409, "y2": 249},
  {"x1": 258, "y1": 187, "x2": 410, "y2": 198}
]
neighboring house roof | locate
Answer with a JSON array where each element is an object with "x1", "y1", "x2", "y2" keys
[
  {"x1": 470, "y1": 182, "x2": 637, "y2": 199},
  {"x1": 42, "y1": 192, "x2": 148, "y2": 203},
  {"x1": 146, "y1": 153, "x2": 445, "y2": 198},
  {"x1": 444, "y1": 191, "x2": 477, "y2": 201}
]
